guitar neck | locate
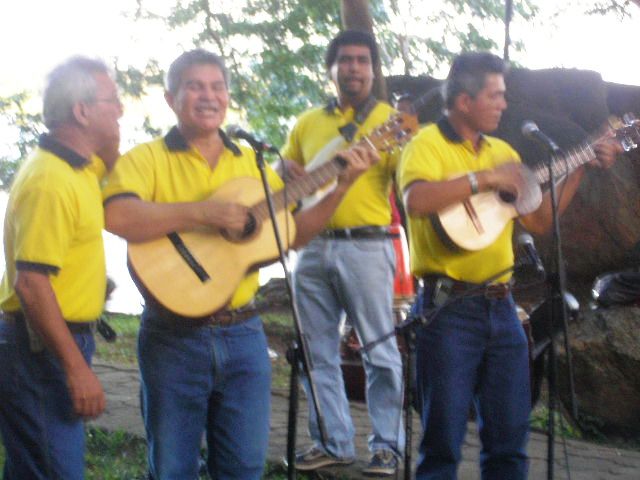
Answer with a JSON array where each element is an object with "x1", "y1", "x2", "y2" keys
[
  {"x1": 531, "y1": 139, "x2": 598, "y2": 185},
  {"x1": 250, "y1": 157, "x2": 347, "y2": 222}
]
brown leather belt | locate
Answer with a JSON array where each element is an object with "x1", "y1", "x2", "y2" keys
[
  {"x1": 208, "y1": 306, "x2": 261, "y2": 327},
  {"x1": 423, "y1": 276, "x2": 512, "y2": 300}
]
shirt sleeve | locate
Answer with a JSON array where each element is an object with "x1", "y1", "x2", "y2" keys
[
  {"x1": 280, "y1": 120, "x2": 304, "y2": 166},
  {"x1": 13, "y1": 182, "x2": 75, "y2": 274},
  {"x1": 103, "y1": 145, "x2": 156, "y2": 202},
  {"x1": 397, "y1": 135, "x2": 445, "y2": 192}
]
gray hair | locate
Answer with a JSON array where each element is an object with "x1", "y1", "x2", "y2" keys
[
  {"x1": 42, "y1": 56, "x2": 112, "y2": 130},
  {"x1": 165, "y1": 49, "x2": 229, "y2": 96}
]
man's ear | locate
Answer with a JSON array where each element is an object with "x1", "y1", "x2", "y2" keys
[
  {"x1": 72, "y1": 101, "x2": 91, "y2": 127},
  {"x1": 164, "y1": 90, "x2": 175, "y2": 110},
  {"x1": 455, "y1": 93, "x2": 472, "y2": 115}
]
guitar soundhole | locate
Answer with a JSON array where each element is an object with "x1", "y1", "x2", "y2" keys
[
  {"x1": 499, "y1": 190, "x2": 516, "y2": 204},
  {"x1": 221, "y1": 213, "x2": 257, "y2": 243}
]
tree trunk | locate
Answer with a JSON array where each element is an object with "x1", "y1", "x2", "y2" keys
[{"x1": 340, "y1": 0, "x2": 388, "y2": 101}]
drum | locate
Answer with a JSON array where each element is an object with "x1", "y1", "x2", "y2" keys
[{"x1": 340, "y1": 225, "x2": 416, "y2": 402}]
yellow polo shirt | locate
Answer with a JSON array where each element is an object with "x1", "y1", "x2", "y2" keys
[
  {"x1": 0, "y1": 135, "x2": 106, "y2": 321},
  {"x1": 103, "y1": 127, "x2": 284, "y2": 309},
  {"x1": 281, "y1": 101, "x2": 398, "y2": 228},
  {"x1": 398, "y1": 118, "x2": 521, "y2": 283}
]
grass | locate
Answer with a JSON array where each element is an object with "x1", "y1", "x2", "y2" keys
[
  {"x1": 94, "y1": 312, "x2": 140, "y2": 365},
  {"x1": 0, "y1": 427, "x2": 315, "y2": 479}
]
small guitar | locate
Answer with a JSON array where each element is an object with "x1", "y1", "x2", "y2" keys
[
  {"x1": 127, "y1": 112, "x2": 418, "y2": 317},
  {"x1": 432, "y1": 115, "x2": 640, "y2": 251}
]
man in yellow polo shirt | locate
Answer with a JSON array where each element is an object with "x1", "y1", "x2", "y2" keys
[
  {"x1": 102, "y1": 49, "x2": 376, "y2": 480},
  {"x1": 398, "y1": 52, "x2": 621, "y2": 479},
  {"x1": 0, "y1": 56, "x2": 122, "y2": 479},
  {"x1": 281, "y1": 30, "x2": 404, "y2": 476}
]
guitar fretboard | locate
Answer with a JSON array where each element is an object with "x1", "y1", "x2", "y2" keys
[
  {"x1": 250, "y1": 158, "x2": 346, "y2": 222},
  {"x1": 531, "y1": 140, "x2": 597, "y2": 184}
]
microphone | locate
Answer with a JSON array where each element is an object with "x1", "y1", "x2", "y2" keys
[
  {"x1": 226, "y1": 125, "x2": 279, "y2": 153},
  {"x1": 517, "y1": 233, "x2": 545, "y2": 276},
  {"x1": 521, "y1": 121, "x2": 561, "y2": 153}
]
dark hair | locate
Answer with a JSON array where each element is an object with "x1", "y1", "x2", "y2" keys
[
  {"x1": 166, "y1": 49, "x2": 229, "y2": 95},
  {"x1": 325, "y1": 30, "x2": 379, "y2": 70},
  {"x1": 443, "y1": 52, "x2": 507, "y2": 109}
]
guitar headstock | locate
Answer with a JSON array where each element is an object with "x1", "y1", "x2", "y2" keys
[
  {"x1": 609, "y1": 113, "x2": 640, "y2": 152},
  {"x1": 365, "y1": 112, "x2": 419, "y2": 153}
]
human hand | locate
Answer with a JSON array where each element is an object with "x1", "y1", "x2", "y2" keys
[
  {"x1": 276, "y1": 159, "x2": 306, "y2": 180},
  {"x1": 336, "y1": 145, "x2": 380, "y2": 187},
  {"x1": 67, "y1": 364, "x2": 106, "y2": 419},
  {"x1": 200, "y1": 200, "x2": 250, "y2": 235},
  {"x1": 590, "y1": 134, "x2": 623, "y2": 169},
  {"x1": 485, "y1": 161, "x2": 529, "y2": 197}
]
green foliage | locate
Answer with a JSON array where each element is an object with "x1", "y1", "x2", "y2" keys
[
  {"x1": 94, "y1": 313, "x2": 141, "y2": 365},
  {"x1": 129, "y1": 0, "x2": 542, "y2": 147},
  {"x1": 530, "y1": 404, "x2": 583, "y2": 439},
  {"x1": 587, "y1": 0, "x2": 637, "y2": 19},
  {"x1": 85, "y1": 428, "x2": 147, "y2": 479},
  {"x1": 0, "y1": 92, "x2": 44, "y2": 189}
]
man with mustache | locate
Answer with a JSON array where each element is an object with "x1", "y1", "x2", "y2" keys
[
  {"x1": 281, "y1": 30, "x2": 404, "y2": 476},
  {"x1": 103, "y1": 48, "x2": 377, "y2": 480},
  {"x1": 398, "y1": 51, "x2": 621, "y2": 479}
]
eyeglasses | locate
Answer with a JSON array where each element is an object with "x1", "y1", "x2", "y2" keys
[{"x1": 92, "y1": 97, "x2": 122, "y2": 106}]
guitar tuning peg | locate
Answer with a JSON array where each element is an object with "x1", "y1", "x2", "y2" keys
[{"x1": 623, "y1": 112, "x2": 637, "y2": 125}]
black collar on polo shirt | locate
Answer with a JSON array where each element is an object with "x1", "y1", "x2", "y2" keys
[
  {"x1": 38, "y1": 134, "x2": 90, "y2": 169},
  {"x1": 437, "y1": 116, "x2": 488, "y2": 146},
  {"x1": 164, "y1": 126, "x2": 241, "y2": 157}
]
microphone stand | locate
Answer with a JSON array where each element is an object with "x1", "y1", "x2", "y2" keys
[
  {"x1": 251, "y1": 146, "x2": 330, "y2": 479},
  {"x1": 542, "y1": 147, "x2": 578, "y2": 480}
]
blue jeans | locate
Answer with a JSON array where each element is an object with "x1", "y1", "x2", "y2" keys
[
  {"x1": 413, "y1": 287, "x2": 530, "y2": 480},
  {"x1": 138, "y1": 308, "x2": 272, "y2": 480},
  {"x1": 0, "y1": 318, "x2": 95, "y2": 480},
  {"x1": 293, "y1": 237, "x2": 405, "y2": 458}
]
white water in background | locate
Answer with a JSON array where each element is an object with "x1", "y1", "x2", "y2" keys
[{"x1": 0, "y1": 192, "x2": 285, "y2": 315}]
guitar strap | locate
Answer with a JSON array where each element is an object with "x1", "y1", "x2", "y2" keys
[{"x1": 325, "y1": 94, "x2": 379, "y2": 143}]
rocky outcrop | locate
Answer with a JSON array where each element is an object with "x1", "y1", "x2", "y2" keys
[{"x1": 555, "y1": 306, "x2": 640, "y2": 437}]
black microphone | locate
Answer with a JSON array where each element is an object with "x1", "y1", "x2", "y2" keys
[
  {"x1": 226, "y1": 125, "x2": 279, "y2": 153},
  {"x1": 521, "y1": 121, "x2": 561, "y2": 153},
  {"x1": 517, "y1": 233, "x2": 545, "y2": 276}
]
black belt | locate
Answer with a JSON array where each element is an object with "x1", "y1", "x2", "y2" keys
[
  {"x1": 2, "y1": 311, "x2": 96, "y2": 333},
  {"x1": 320, "y1": 226, "x2": 397, "y2": 240},
  {"x1": 422, "y1": 275, "x2": 512, "y2": 300}
]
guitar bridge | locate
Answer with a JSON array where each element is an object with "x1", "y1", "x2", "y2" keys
[{"x1": 463, "y1": 199, "x2": 484, "y2": 235}]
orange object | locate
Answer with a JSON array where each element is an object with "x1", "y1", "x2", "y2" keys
[{"x1": 391, "y1": 224, "x2": 415, "y2": 301}]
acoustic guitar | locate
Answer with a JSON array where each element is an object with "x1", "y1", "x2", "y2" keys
[
  {"x1": 432, "y1": 115, "x2": 640, "y2": 251},
  {"x1": 127, "y1": 112, "x2": 418, "y2": 317}
]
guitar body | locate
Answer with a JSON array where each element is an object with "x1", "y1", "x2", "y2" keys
[
  {"x1": 433, "y1": 166, "x2": 542, "y2": 251},
  {"x1": 434, "y1": 191, "x2": 519, "y2": 251},
  {"x1": 127, "y1": 177, "x2": 297, "y2": 318},
  {"x1": 126, "y1": 112, "x2": 419, "y2": 318}
]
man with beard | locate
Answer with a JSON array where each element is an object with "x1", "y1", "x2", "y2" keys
[{"x1": 281, "y1": 30, "x2": 404, "y2": 477}]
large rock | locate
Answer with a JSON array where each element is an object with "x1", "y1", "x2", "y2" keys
[{"x1": 556, "y1": 306, "x2": 640, "y2": 437}]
